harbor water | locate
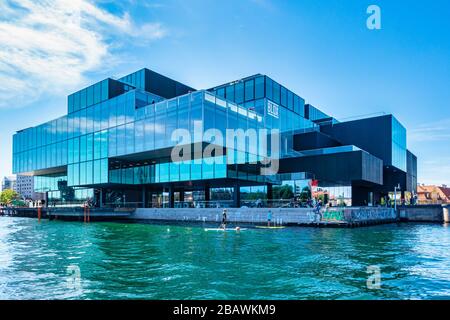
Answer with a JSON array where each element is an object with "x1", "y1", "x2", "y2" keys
[{"x1": 0, "y1": 217, "x2": 449, "y2": 299}]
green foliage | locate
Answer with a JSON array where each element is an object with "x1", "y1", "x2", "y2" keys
[
  {"x1": 0, "y1": 189, "x2": 19, "y2": 205},
  {"x1": 299, "y1": 186, "x2": 311, "y2": 202},
  {"x1": 317, "y1": 193, "x2": 325, "y2": 203},
  {"x1": 273, "y1": 185, "x2": 294, "y2": 200},
  {"x1": 241, "y1": 191, "x2": 267, "y2": 201}
]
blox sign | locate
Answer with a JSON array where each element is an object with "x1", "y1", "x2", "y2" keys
[{"x1": 267, "y1": 101, "x2": 279, "y2": 119}]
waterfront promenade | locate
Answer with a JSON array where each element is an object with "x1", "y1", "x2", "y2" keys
[
  {"x1": 2, "y1": 205, "x2": 447, "y2": 227},
  {"x1": 0, "y1": 205, "x2": 403, "y2": 227}
]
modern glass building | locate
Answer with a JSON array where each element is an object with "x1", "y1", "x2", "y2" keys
[{"x1": 12, "y1": 68, "x2": 417, "y2": 207}]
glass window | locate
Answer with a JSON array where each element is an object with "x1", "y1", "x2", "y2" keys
[
  {"x1": 108, "y1": 128, "x2": 116, "y2": 157},
  {"x1": 116, "y1": 124, "x2": 126, "y2": 155},
  {"x1": 125, "y1": 123, "x2": 134, "y2": 154},
  {"x1": 50, "y1": 120, "x2": 57, "y2": 144},
  {"x1": 79, "y1": 108, "x2": 87, "y2": 135},
  {"x1": 67, "y1": 114, "x2": 73, "y2": 140},
  {"x1": 93, "y1": 103, "x2": 101, "y2": 132},
  {"x1": 86, "y1": 106, "x2": 94, "y2": 134},
  {"x1": 100, "y1": 130, "x2": 108, "y2": 159},
  {"x1": 159, "y1": 162, "x2": 169, "y2": 182},
  {"x1": 273, "y1": 82, "x2": 280, "y2": 104},
  {"x1": 293, "y1": 96, "x2": 299, "y2": 114},
  {"x1": 86, "y1": 133, "x2": 93, "y2": 161},
  {"x1": 155, "y1": 102, "x2": 167, "y2": 149},
  {"x1": 68, "y1": 139, "x2": 74, "y2": 164},
  {"x1": 80, "y1": 135, "x2": 87, "y2": 162},
  {"x1": 80, "y1": 161, "x2": 87, "y2": 185},
  {"x1": 108, "y1": 99, "x2": 117, "y2": 128},
  {"x1": 61, "y1": 117, "x2": 68, "y2": 141},
  {"x1": 73, "y1": 137, "x2": 80, "y2": 163},
  {"x1": 86, "y1": 161, "x2": 93, "y2": 185},
  {"x1": 93, "y1": 160, "x2": 101, "y2": 184},
  {"x1": 214, "y1": 157, "x2": 227, "y2": 178},
  {"x1": 93, "y1": 82, "x2": 101, "y2": 105},
  {"x1": 80, "y1": 89, "x2": 87, "y2": 109},
  {"x1": 169, "y1": 162, "x2": 179, "y2": 182},
  {"x1": 202, "y1": 158, "x2": 214, "y2": 179},
  {"x1": 190, "y1": 100, "x2": 202, "y2": 142},
  {"x1": 281, "y1": 87, "x2": 287, "y2": 107},
  {"x1": 178, "y1": 95, "x2": 190, "y2": 132},
  {"x1": 68, "y1": 95, "x2": 74, "y2": 113},
  {"x1": 101, "y1": 80, "x2": 108, "y2": 101},
  {"x1": 144, "y1": 116, "x2": 154, "y2": 151},
  {"x1": 179, "y1": 161, "x2": 190, "y2": 181},
  {"x1": 191, "y1": 159, "x2": 202, "y2": 180},
  {"x1": 135, "y1": 120, "x2": 144, "y2": 152},
  {"x1": 235, "y1": 82, "x2": 244, "y2": 104},
  {"x1": 100, "y1": 158, "x2": 108, "y2": 183},
  {"x1": 94, "y1": 131, "x2": 101, "y2": 160},
  {"x1": 67, "y1": 164, "x2": 74, "y2": 186},
  {"x1": 216, "y1": 88, "x2": 225, "y2": 98},
  {"x1": 255, "y1": 76, "x2": 264, "y2": 99},
  {"x1": 298, "y1": 97, "x2": 305, "y2": 117},
  {"x1": 226, "y1": 85, "x2": 235, "y2": 102},
  {"x1": 117, "y1": 95, "x2": 126, "y2": 126},
  {"x1": 125, "y1": 94, "x2": 134, "y2": 124},
  {"x1": 166, "y1": 99, "x2": 178, "y2": 147},
  {"x1": 245, "y1": 80, "x2": 254, "y2": 101},
  {"x1": 73, "y1": 162, "x2": 80, "y2": 186},
  {"x1": 87, "y1": 85, "x2": 94, "y2": 106},
  {"x1": 287, "y1": 91, "x2": 293, "y2": 111},
  {"x1": 73, "y1": 91, "x2": 80, "y2": 112},
  {"x1": 265, "y1": 77, "x2": 273, "y2": 101},
  {"x1": 101, "y1": 101, "x2": 108, "y2": 130}
]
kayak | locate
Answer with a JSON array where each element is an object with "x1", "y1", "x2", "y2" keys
[{"x1": 255, "y1": 226, "x2": 286, "y2": 229}]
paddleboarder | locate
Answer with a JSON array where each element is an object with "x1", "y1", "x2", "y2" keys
[{"x1": 267, "y1": 210, "x2": 272, "y2": 227}]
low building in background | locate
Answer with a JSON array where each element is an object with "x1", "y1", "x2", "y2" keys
[
  {"x1": 417, "y1": 185, "x2": 450, "y2": 204},
  {"x1": 1, "y1": 176, "x2": 17, "y2": 192},
  {"x1": 15, "y1": 175, "x2": 44, "y2": 201}
]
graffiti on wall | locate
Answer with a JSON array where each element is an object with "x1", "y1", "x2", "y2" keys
[
  {"x1": 322, "y1": 210, "x2": 345, "y2": 221},
  {"x1": 321, "y1": 207, "x2": 395, "y2": 222}
]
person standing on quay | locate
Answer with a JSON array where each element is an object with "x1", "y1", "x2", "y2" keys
[{"x1": 221, "y1": 209, "x2": 227, "y2": 229}]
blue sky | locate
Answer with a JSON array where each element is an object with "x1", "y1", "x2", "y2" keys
[{"x1": 0, "y1": 0, "x2": 449, "y2": 185}]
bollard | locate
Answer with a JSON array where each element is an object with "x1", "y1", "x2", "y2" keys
[{"x1": 444, "y1": 206, "x2": 449, "y2": 223}]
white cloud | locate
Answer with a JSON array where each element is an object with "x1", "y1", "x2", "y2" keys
[
  {"x1": 0, "y1": 0, "x2": 167, "y2": 109},
  {"x1": 409, "y1": 118, "x2": 450, "y2": 142}
]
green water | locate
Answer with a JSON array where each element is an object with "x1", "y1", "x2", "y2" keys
[{"x1": 1, "y1": 217, "x2": 449, "y2": 300}]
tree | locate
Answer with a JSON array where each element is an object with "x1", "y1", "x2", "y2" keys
[
  {"x1": 299, "y1": 186, "x2": 311, "y2": 202},
  {"x1": 273, "y1": 185, "x2": 294, "y2": 200},
  {"x1": 0, "y1": 189, "x2": 19, "y2": 205}
]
